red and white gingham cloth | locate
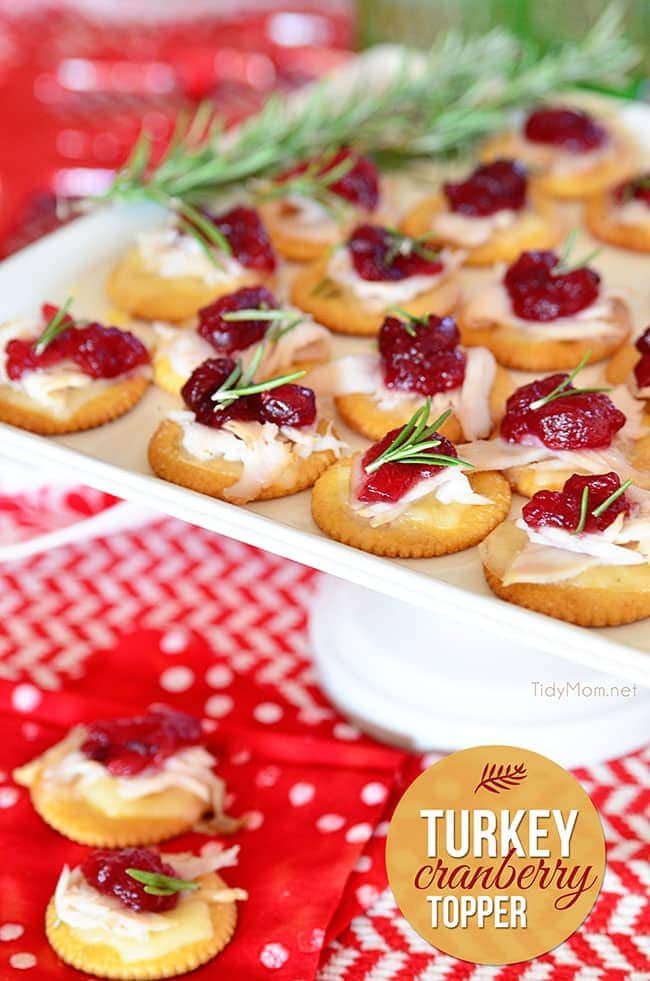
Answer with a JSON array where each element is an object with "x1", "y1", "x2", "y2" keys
[{"x1": 0, "y1": 487, "x2": 648, "y2": 980}]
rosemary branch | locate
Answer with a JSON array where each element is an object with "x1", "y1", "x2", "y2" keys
[
  {"x1": 34, "y1": 297, "x2": 74, "y2": 354},
  {"x1": 554, "y1": 228, "x2": 602, "y2": 274},
  {"x1": 222, "y1": 307, "x2": 304, "y2": 341},
  {"x1": 364, "y1": 401, "x2": 473, "y2": 474},
  {"x1": 210, "y1": 344, "x2": 305, "y2": 409},
  {"x1": 91, "y1": 6, "x2": 637, "y2": 216},
  {"x1": 528, "y1": 352, "x2": 611, "y2": 411},
  {"x1": 126, "y1": 868, "x2": 198, "y2": 897}
]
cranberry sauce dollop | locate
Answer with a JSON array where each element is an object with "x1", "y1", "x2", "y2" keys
[
  {"x1": 443, "y1": 159, "x2": 527, "y2": 217},
  {"x1": 356, "y1": 426, "x2": 457, "y2": 505},
  {"x1": 379, "y1": 314, "x2": 466, "y2": 395},
  {"x1": 634, "y1": 326, "x2": 650, "y2": 389},
  {"x1": 80, "y1": 707, "x2": 202, "y2": 777},
  {"x1": 181, "y1": 357, "x2": 316, "y2": 430},
  {"x1": 347, "y1": 224, "x2": 442, "y2": 282},
  {"x1": 209, "y1": 205, "x2": 276, "y2": 273},
  {"x1": 81, "y1": 848, "x2": 181, "y2": 914},
  {"x1": 500, "y1": 374, "x2": 625, "y2": 451},
  {"x1": 280, "y1": 148, "x2": 379, "y2": 211},
  {"x1": 503, "y1": 250, "x2": 600, "y2": 322},
  {"x1": 197, "y1": 286, "x2": 278, "y2": 354},
  {"x1": 613, "y1": 173, "x2": 650, "y2": 209},
  {"x1": 523, "y1": 106, "x2": 608, "y2": 153},
  {"x1": 522, "y1": 472, "x2": 630, "y2": 534},
  {"x1": 5, "y1": 304, "x2": 149, "y2": 381}
]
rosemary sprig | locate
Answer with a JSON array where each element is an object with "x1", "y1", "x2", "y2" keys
[
  {"x1": 387, "y1": 306, "x2": 430, "y2": 337},
  {"x1": 222, "y1": 307, "x2": 303, "y2": 342},
  {"x1": 591, "y1": 478, "x2": 633, "y2": 518},
  {"x1": 528, "y1": 352, "x2": 611, "y2": 411},
  {"x1": 254, "y1": 150, "x2": 355, "y2": 219},
  {"x1": 573, "y1": 486, "x2": 590, "y2": 535},
  {"x1": 364, "y1": 400, "x2": 473, "y2": 474},
  {"x1": 126, "y1": 868, "x2": 199, "y2": 897},
  {"x1": 383, "y1": 228, "x2": 440, "y2": 266},
  {"x1": 90, "y1": 8, "x2": 636, "y2": 217},
  {"x1": 554, "y1": 228, "x2": 602, "y2": 274},
  {"x1": 210, "y1": 344, "x2": 306, "y2": 410},
  {"x1": 34, "y1": 297, "x2": 74, "y2": 355}
]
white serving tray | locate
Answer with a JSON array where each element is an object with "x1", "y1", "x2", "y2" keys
[{"x1": 1, "y1": 57, "x2": 649, "y2": 688}]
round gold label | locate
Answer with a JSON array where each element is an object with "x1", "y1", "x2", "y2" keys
[{"x1": 386, "y1": 745, "x2": 605, "y2": 965}]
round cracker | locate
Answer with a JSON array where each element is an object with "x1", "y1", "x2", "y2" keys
[
  {"x1": 585, "y1": 192, "x2": 650, "y2": 253},
  {"x1": 0, "y1": 374, "x2": 148, "y2": 435},
  {"x1": 46, "y1": 873, "x2": 237, "y2": 980},
  {"x1": 290, "y1": 256, "x2": 459, "y2": 337},
  {"x1": 106, "y1": 246, "x2": 269, "y2": 322},
  {"x1": 259, "y1": 200, "x2": 344, "y2": 262},
  {"x1": 400, "y1": 187, "x2": 562, "y2": 266},
  {"x1": 457, "y1": 296, "x2": 631, "y2": 372},
  {"x1": 481, "y1": 520, "x2": 650, "y2": 626},
  {"x1": 335, "y1": 363, "x2": 512, "y2": 442},
  {"x1": 311, "y1": 459, "x2": 511, "y2": 557},
  {"x1": 479, "y1": 128, "x2": 639, "y2": 200},
  {"x1": 149, "y1": 417, "x2": 338, "y2": 504}
]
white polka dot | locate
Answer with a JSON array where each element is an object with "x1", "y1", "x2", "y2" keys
[
  {"x1": 346, "y1": 822, "x2": 373, "y2": 844},
  {"x1": 253, "y1": 702, "x2": 283, "y2": 725},
  {"x1": 205, "y1": 664, "x2": 233, "y2": 689},
  {"x1": 159, "y1": 666, "x2": 194, "y2": 693},
  {"x1": 201, "y1": 719, "x2": 217, "y2": 733},
  {"x1": 205, "y1": 694, "x2": 234, "y2": 719},
  {"x1": 12, "y1": 685, "x2": 41, "y2": 714},
  {"x1": 297, "y1": 707, "x2": 331, "y2": 725},
  {"x1": 374, "y1": 820, "x2": 390, "y2": 837},
  {"x1": 259, "y1": 942, "x2": 289, "y2": 970},
  {"x1": 0, "y1": 788, "x2": 19, "y2": 809},
  {"x1": 232, "y1": 652, "x2": 255, "y2": 671},
  {"x1": 354, "y1": 855, "x2": 372, "y2": 873},
  {"x1": 333, "y1": 722, "x2": 360, "y2": 741},
  {"x1": 160, "y1": 629, "x2": 189, "y2": 654},
  {"x1": 243, "y1": 810, "x2": 264, "y2": 831},
  {"x1": 361, "y1": 782, "x2": 388, "y2": 806},
  {"x1": 9, "y1": 953, "x2": 36, "y2": 970},
  {"x1": 230, "y1": 749, "x2": 251, "y2": 765},
  {"x1": 297, "y1": 927, "x2": 325, "y2": 953},
  {"x1": 316, "y1": 813, "x2": 345, "y2": 833},
  {"x1": 21, "y1": 723, "x2": 40, "y2": 741},
  {"x1": 288, "y1": 782, "x2": 315, "y2": 807},
  {"x1": 255, "y1": 766, "x2": 280, "y2": 788},
  {"x1": 0, "y1": 924, "x2": 24, "y2": 941},
  {"x1": 356, "y1": 884, "x2": 379, "y2": 907}
]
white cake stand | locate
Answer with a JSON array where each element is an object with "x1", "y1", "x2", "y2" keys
[{"x1": 309, "y1": 575, "x2": 650, "y2": 767}]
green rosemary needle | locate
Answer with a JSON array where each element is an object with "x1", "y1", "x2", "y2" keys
[
  {"x1": 573, "y1": 485, "x2": 591, "y2": 535},
  {"x1": 34, "y1": 297, "x2": 74, "y2": 355},
  {"x1": 254, "y1": 151, "x2": 355, "y2": 219},
  {"x1": 125, "y1": 868, "x2": 199, "y2": 897},
  {"x1": 528, "y1": 352, "x2": 611, "y2": 411},
  {"x1": 387, "y1": 306, "x2": 430, "y2": 336},
  {"x1": 554, "y1": 228, "x2": 602, "y2": 274},
  {"x1": 222, "y1": 307, "x2": 304, "y2": 341},
  {"x1": 364, "y1": 401, "x2": 473, "y2": 474},
  {"x1": 591, "y1": 478, "x2": 633, "y2": 518},
  {"x1": 210, "y1": 343, "x2": 306, "y2": 409}
]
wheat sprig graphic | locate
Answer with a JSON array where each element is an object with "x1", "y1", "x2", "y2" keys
[{"x1": 474, "y1": 762, "x2": 527, "y2": 795}]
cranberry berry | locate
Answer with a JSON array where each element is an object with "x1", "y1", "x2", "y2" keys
[
  {"x1": 257, "y1": 384, "x2": 316, "y2": 428},
  {"x1": 81, "y1": 848, "x2": 181, "y2": 914},
  {"x1": 81, "y1": 707, "x2": 202, "y2": 777},
  {"x1": 503, "y1": 250, "x2": 600, "y2": 322},
  {"x1": 501, "y1": 374, "x2": 625, "y2": 450},
  {"x1": 634, "y1": 326, "x2": 650, "y2": 389},
  {"x1": 347, "y1": 225, "x2": 442, "y2": 282},
  {"x1": 443, "y1": 159, "x2": 527, "y2": 217},
  {"x1": 210, "y1": 205, "x2": 276, "y2": 273},
  {"x1": 523, "y1": 472, "x2": 630, "y2": 534},
  {"x1": 614, "y1": 173, "x2": 650, "y2": 209},
  {"x1": 356, "y1": 427, "x2": 457, "y2": 504},
  {"x1": 524, "y1": 106, "x2": 608, "y2": 153},
  {"x1": 198, "y1": 286, "x2": 278, "y2": 354},
  {"x1": 379, "y1": 314, "x2": 466, "y2": 395},
  {"x1": 5, "y1": 304, "x2": 149, "y2": 381},
  {"x1": 280, "y1": 148, "x2": 379, "y2": 211}
]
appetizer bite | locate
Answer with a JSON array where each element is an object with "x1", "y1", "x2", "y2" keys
[
  {"x1": 149, "y1": 347, "x2": 344, "y2": 503},
  {"x1": 607, "y1": 325, "x2": 650, "y2": 399},
  {"x1": 459, "y1": 238, "x2": 631, "y2": 371},
  {"x1": 586, "y1": 172, "x2": 650, "y2": 252},
  {"x1": 311, "y1": 401, "x2": 511, "y2": 557},
  {"x1": 259, "y1": 147, "x2": 381, "y2": 262},
  {"x1": 459, "y1": 355, "x2": 650, "y2": 498},
  {"x1": 401, "y1": 159, "x2": 561, "y2": 265},
  {"x1": 480, "y1": 104, "x2": 638, "y2": 199},
  {"x1": 291, "y1": 223, "x2": 461, "y2": 336},
  {"x1": 14, "y1": 707, "x2": 234, "y2": 846},
  {"x1": 46, "y1": 843, "x2": 245, "y2": 979},
  {"x1": 312, "y1": 309, "x2": 509, "y2": 442},
  {"x1": 481, "y1": 473, "x2": 650, "y2": 626},
  {"x1": 107, "y1": 205, "x2": 276, "y2": 322},
  {"x1": 0, "y1": 301, "x2": 150, "y2": 435},
  {"x1": 154, "y1": 285, "x2": 330, "y2": 397}
]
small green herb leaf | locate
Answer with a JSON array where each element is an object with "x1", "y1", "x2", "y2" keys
[
  {"x1": 591, "y1": 478, "x2": 633, "y2": 519},
  {"x1": 125, "y1": 868, "x2": 199, "y2": 897},
  {"x1": 34, "y1": 297, "x2": 75, "y2": 355},
  {"x1": 573, "y1": 485, "x2": 590, "y2": 535},
  {"x1": 528, "y1": 352, "x2": 611, "y2": 411},
  {"x1": 364, "y1": 400, "x2": 473, "y2": 475}
]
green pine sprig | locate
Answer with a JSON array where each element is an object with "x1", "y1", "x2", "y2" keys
[
  {"x1": 528, "y1": 352, "x2": 611, "y2": 411},
  {"x1": 125, "y1": 868, "x2": 199, "y2": 897},
  {"x1": 364, "y1": 400, "x2": 473, "y2": 474},
  {"x1": 209, "y1": 344, "x2": 306, "y2": 410},
  {"x1": 34, "y1": 297, "x2": 75, "y2": 355}
]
